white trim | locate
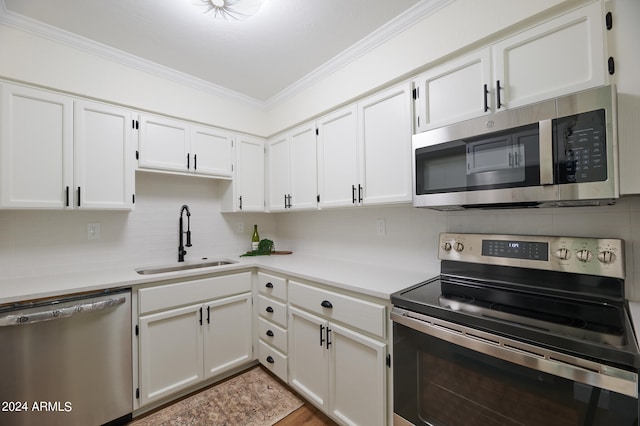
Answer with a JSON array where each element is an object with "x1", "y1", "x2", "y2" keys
[{"x1": 0, "y1": 0, "x2": 451, "y2": 109}]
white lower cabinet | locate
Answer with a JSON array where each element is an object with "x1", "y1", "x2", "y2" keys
[
  {"x1": 137, "y1": 272, "x2": 252, "y2": 406},
  {"x1": 288, "y1": 281, "x2": 387, "y2": 426},
  {"x1": 256, "y1": 272, "x2": 289, "y2": 382}
]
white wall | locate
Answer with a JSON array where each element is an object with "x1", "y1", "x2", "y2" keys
[
  {"x1": 0, "y1": 173, "x2": 276, "y2": 279},
  {"x1": 274, "y1": 196, "x2": 640, "y2": 301}
]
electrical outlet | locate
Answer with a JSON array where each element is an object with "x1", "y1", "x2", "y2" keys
[
  {"x1": 87, "y1": 223, "x2": 101, "y2": 240},
  {"x1": 236, "y1": 222, "x2": 244, "y2": 233},
  {"x1": 376, "y1": 219, "x2": 386, "y2": 237}
]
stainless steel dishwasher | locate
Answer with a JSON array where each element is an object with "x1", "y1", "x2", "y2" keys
[{"x1": 0, "y1": 288, "x2": 133, "y2": 426}]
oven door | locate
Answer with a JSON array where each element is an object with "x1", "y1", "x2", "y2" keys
[
  {"x1": 412, "y1": 99, "x2": 557, "y2": 209},
  {"x1": 391, "y1": 308, "x2": 639, "y2": 426}
]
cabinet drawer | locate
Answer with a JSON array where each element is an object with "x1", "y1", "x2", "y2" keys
[
  {"x1": 257, "y1": 272, "x2": 287, "y2": 302},
  {"x1": 257, "y1": 295, "x2": 287, "y2": 328},
  {"x1": 288, "y1": 281, "x2": 386, "y2": 338},
  {"x1": 258, "y1": 317, "x2": 287, "y2": 353},
  {"x1": 139, "y1": 272, "x2": 251, "y2": 314},
  {"x1": 258, "y1": 340, "x2": 287, "y2": 383}
]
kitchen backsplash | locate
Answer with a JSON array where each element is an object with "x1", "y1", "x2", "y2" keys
[{"x1": 0, "y1": 172, "x2": 638, "y2": 301}]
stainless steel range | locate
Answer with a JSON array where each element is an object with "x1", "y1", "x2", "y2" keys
[{"x1": 391, "y1": 233, "x2": 639, "y2": 426}]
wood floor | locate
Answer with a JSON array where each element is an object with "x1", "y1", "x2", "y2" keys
[{"x1": 275, "y1": 403, "x2": 338, "y2": 426}]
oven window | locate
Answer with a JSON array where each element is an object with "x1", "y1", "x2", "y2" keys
[
  {"x1": 415, "y1": 123, "x2": 540, "y2": 195},
  {"x1": 393, "y1": 323, "x2": 638, "y2": 426}
]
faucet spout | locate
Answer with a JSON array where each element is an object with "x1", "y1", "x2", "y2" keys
[{"x1": 178, "y1": 204, "x2": 192, "y2": 262}]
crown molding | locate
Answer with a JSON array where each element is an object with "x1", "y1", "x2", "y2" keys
[{"x1": 0, "y1": 0, "x2": 451, "y2": 110}]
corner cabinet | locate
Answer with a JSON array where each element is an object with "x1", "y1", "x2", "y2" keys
[
  {"x1": 413, "y1": 1, "x2": 607, "y2": 132},
  {"x1": 288, "y1": 280, "x2": 388, "y2": 426},
  {"x1": 220, "y1": 134, "x2": 265, "y2": 212},
  {"x1": 138, "y1": 113, "x2": 233, "y2": 179},
  {"x1": 137, "y1": 272, "x2": 252, "y2": 406},
  {"x1": 0, "y1": 83, "x2": 134, "y2": 210},
  {"x1": 267, "y1": 123, "x2": 318, "y2": 211}
]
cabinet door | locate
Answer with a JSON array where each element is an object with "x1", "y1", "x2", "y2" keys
[
  {"x1": 0, "y1": 83, "x2": 73, "y2": 208},
  {"x1": 317, "y1": 106, "x2": 359, "y2": 208},
  {"x1": 289, "y1": 123, "x2": 318, "y2": 210},
  {"x1": 191, "y1": 125, "x2": 233, "y2": 177},
  {"x1": 328, "y1": 323, "x2": 386, "y2": 426},
  {"x1": 358, "y1": 83, "x2": 412, "y2": 206},
  {"x1": 414, "y1": 49, "x2": 491, "y2": 132},
  {"x1": 138, "y1": 114, "x2": 189, "y2": 172},
  {"x1": 204, "y1": 293, "x2": 253, "y2": 378},
  {"x1": 236, "y1": 135, "x2": 265, "y2": 211},
  {"x1": 288, "y1": 306, "x2": 328, "y2": 410},
  {"x1": 267, "y1": 134, "x2": 290, "y2": 211},
  {"x1": 138, "y1": 304, "x2": 204, "y2": 406},
  {"x1": 493, "y1": 1, "x2": 606, "y2": 110},
  {"x1": 74, "y1": 100, "x2": 134, "y2": 210}
]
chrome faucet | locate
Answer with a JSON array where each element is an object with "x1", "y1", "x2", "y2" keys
[{"x1": 178, "y1": 204, "x2": 192, "y2": 262}]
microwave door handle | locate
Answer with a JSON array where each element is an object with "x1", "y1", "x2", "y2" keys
[{"x1": 539, "y1": 119, "x2": 554, "y2": 185}]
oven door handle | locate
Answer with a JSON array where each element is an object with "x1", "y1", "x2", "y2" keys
[{"x1": 391, "y1": 308, "x2": 638, "y2": 398}]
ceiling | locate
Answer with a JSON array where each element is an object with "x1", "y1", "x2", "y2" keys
[{"x1": 0, "y1": 0, "x2": 443, "y2": 105}]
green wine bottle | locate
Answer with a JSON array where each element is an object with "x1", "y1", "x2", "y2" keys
[{"x1": 251, "y1": 225, "x2": 260, "y2": 251}]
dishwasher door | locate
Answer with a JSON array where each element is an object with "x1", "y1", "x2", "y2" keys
[{"x1": 0, "y1": 289, "x2": 133, "y2": 426}]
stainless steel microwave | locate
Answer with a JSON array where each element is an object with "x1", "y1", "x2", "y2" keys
[{"x1": 412, "y1": 85, "x2": 619, "y2": 210}]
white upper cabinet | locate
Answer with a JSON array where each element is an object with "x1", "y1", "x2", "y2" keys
[
  {"x1": 220, "y1": 134, "x2": 265, "y2": 212},
  {"x1": 0, "y1": 83, "x2": 133, "y2": 210},
  {"x1": 358, "y1": 83, "x2": 413, "y2": 206},
  {"x1": 190, "y1": 125, "x2": 233, "y2": 178},
  {"x1": 74, "y1": 100, "x2": 135, "y2": 210},
  {"x1": 493, "y1": 1, "x2": 606, "y2": 110},
  {"x1": 1, "y1": 83, "x2": 73, "y2": 208},
  {"x1": 138, "y1": 113, "x2": 233, "y2": 178},
  {"x1": 317, "y1": 106, "x2": 359, "y2": 209},
  {"x1": 267, "y1": 123, "x2": 317, "y2": 211},
  {"x1": 413, "y1": 1, "x2": 607, "y2": 132},
  {"x1": 413, "y1": 49, "x2": 492, "y2": 133}
]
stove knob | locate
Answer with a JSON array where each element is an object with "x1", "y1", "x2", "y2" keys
[
  {"x1": 598, "y1": 250, "x2": 616, "y2": 264},
  {"x1": 442, "y1": 241, "x2": 452, "y2": 252},
  {"x1": 554, "y1": 248, "x2": 571, "y2": 260},
  {"x1": 576, "y1": 249, "x2": 593, "y2": 263},
  {"x1": 453, "y1": 242, "x2": 464, "y2": 252}
]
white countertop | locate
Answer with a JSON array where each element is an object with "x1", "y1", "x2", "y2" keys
[{"x1": 0, "y1": 254, "x2": 436, "y2": 305}]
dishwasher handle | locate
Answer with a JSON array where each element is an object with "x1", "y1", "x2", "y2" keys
[{"x1": 0, "y1": 296, "x2": 127, "y2": 326}]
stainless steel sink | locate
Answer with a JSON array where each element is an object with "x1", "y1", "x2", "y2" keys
[{"x1": 135, "y1": 259, "x2": 237, "y2": 275}]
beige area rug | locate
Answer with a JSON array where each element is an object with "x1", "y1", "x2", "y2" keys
[{"x1": 130, "y1": 367, "x2": 303, "y2": 426}]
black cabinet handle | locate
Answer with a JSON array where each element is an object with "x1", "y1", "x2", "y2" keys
[
  {"x1": 320, "y1": 324, "x2": 325, "y2": 346},
  {"x1": 266, "y1": 330, "x2": 274, "y2": 337},
  {"x1": 326, "y1": 327, "x2": 332, "y2": 349},
  {"x1": 239, "y1": 196, "x2": 243, "y2": 210},
  {"x1": 207, "y1": 306, "x2": 210, "y2": 324},
  {"x1": 199, "y1": 307, "x2": 203, "y2": 325},
  {"x1": 266, "y1": 306, "x2": 274, "y2": 313},
  {"x1": 265, "y1": 282, "x2": 274, "y2": 289},
  {"x1": 496, "y1": 80, "x2": 503, "y2": 109},
  {"x1": 266, "y1": 356, "x2": 274, "y2": 364},
  {"x1": 358, "y1": 184, "x2": 363, "y2": 203},
  {"x1": 321, "y1": 300, "x2": 333, "y2": 309},
  {"x1": 194, "y1": 154, "x2": 197, "y2": 170},
  {"x1": 284, "y1": 194, "x2": 287, "y2": 209},
  {"x1": 187, "y1": 153, "x2": 190, "y2": 169},
  {"x1": 483, "y1": 84, "x2": 489, "y2": 112},
  {"x1": 608, "y1": 57, "x2": 615, "y2": 75},
  {"x1": 65, "y1": 186, "x2": 70, "y2": 207},
  {"x1": 352, "y1": 185, "x2": 356, "y2": 204},
  {"x1": 77, "y1": 187, "x2": 81, "y2": 207}
]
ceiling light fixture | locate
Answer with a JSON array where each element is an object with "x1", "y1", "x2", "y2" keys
[{"x1": 194, "y1": 0, "x2": 265, "y2": 21}]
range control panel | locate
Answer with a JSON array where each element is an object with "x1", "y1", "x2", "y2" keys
[{"x1": 439, "y1": 233, "x2": 624, "y2": 279}]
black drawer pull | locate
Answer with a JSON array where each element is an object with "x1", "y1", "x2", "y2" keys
[
  {"x1": 266, "y1": 356, "x2": 274, "y2": 364},
  {"x1": 266, "y1": 306, "x2": 274, "y2": 313},
  {"x1": 266, "y1": 330, "x2": 274, "y2": 337},
  {"x1": 265, "y1": 282, "x2": 274, "y2": 288},
  {"x1": 321, "y1": 300, "x2": 333, "y2": 309}
]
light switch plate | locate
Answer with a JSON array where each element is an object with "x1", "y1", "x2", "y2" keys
[{"x1": 87, "y1": 223, "x2": 101, "y2": 240}]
